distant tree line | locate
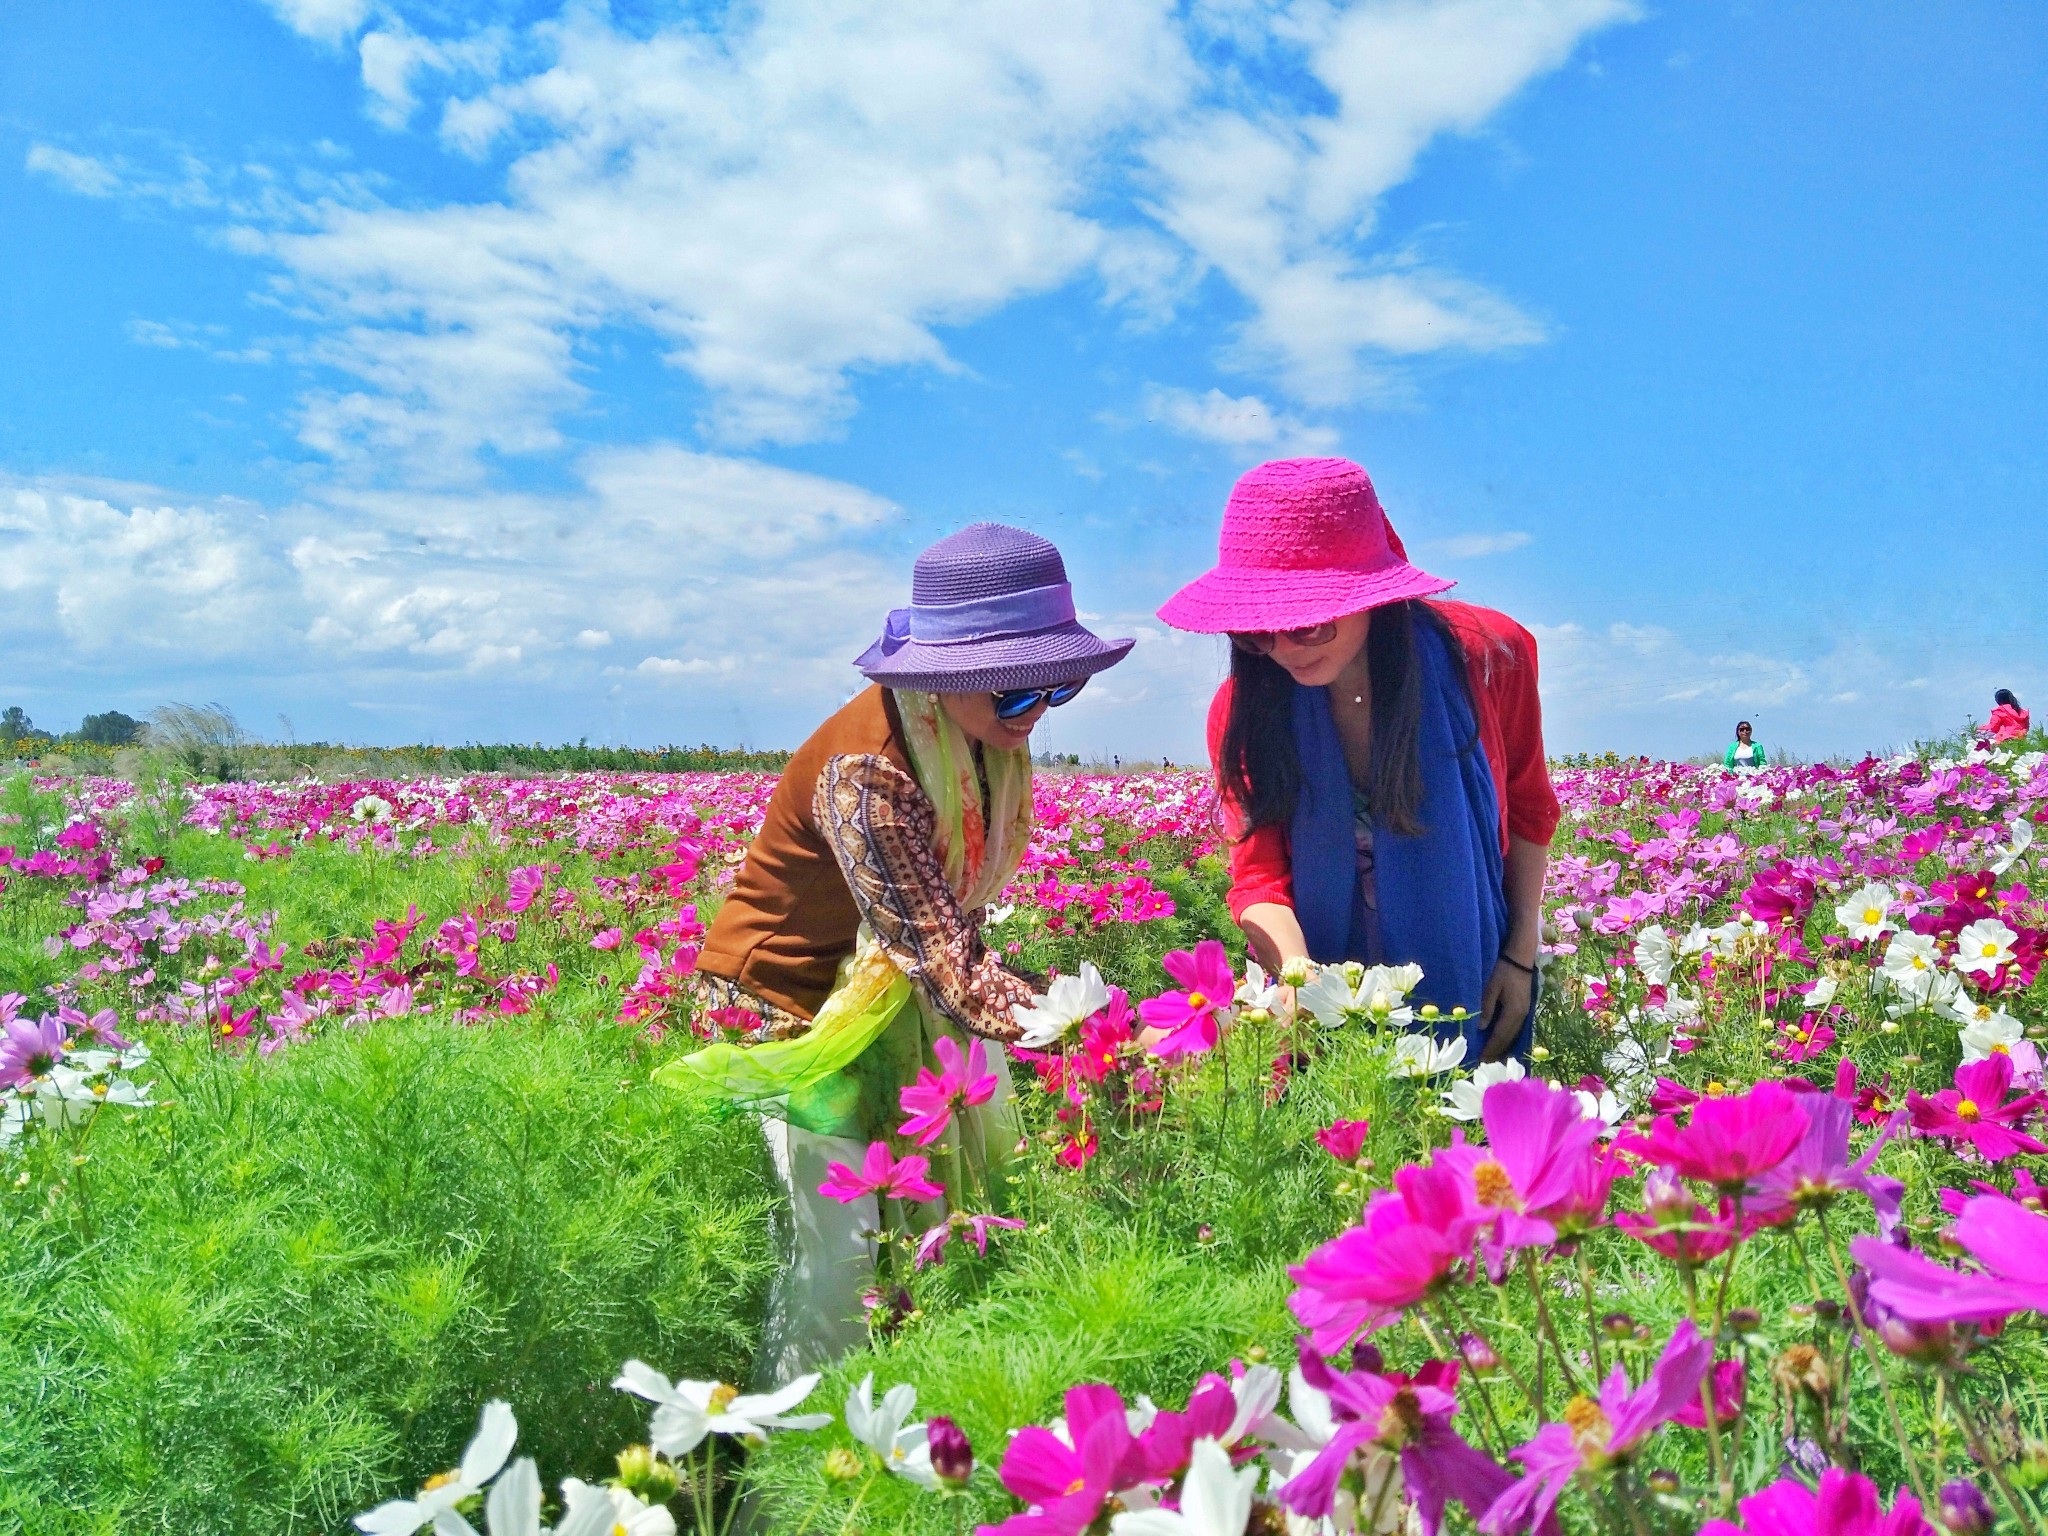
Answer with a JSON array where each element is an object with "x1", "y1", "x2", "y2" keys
[{"x1": 1, "y1": 706, "x2": 143, "y2": 751}]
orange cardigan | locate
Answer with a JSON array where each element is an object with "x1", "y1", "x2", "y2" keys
[{"x1": 1205, "y1": 601, "x2": 1561, "y2": 923}]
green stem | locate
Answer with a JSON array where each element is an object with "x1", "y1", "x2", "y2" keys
[
  {"x1": 833, "y1": 1470, "x2": 879, "y2": 1536},
  {"x1": 1577, "y1": 1247, "x2": 1608, "y2": 1381},
  {"x1": 1526, "y1": 1250, "x2": 1585, "y2": 1400},
  {"x1": 1941, "y1": 1372, "x2": 2043, "y2": 1536},
  {"x1": 1815, "y1": 1216, "x2": 1931, "y2": 1507}
]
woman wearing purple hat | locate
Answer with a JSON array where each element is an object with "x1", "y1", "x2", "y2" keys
[
  {"x1": 1159, "y1": 458, "x2": 1560, "y2": 1066},
  {"x1": 662, "y1": 522, "x2": 1131, "y2": 1375}
]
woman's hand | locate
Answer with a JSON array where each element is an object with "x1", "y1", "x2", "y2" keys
[{"x1": 1478, "y1": 956, "x2": 1534, "y2": 1062}]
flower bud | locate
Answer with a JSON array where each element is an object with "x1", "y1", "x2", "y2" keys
[
  {"x1": 1725, "y1": 1307, "x2": 1762, "y2": 1334},
  {"x1": 1645, "y1": 1469, "x2": 1681, "y2": 1496},
  {"x1": 1938, "y1": 1481, "x2": 1994, "y2": 1536},
  {"x1": 1529, "y1": 1043, "x2": 1550, "y2": 1061},
  {"x1": 1280, "y1": 957, "x2": 1316, "y2": 988},
  {"x1": 822, "y1": 1447, "x2": 863, "y2": 1482},
  {"x1": 615, "y1": 1444, "x2": 679, "y2": 1502},
  {"x1": 1772, "y1": 1344, "x2": 1833, "y2": 1398},
  {"x1": 1458, "y1": 1332, "x2": 1500, "y2": 1373},
  {"x1": 1350, "y1": 1341, "x2": 1387, "y2": 1375},
  {"x1": 927, "y1": 1416, "x2": 974, "y2": 1489},
  {"x1": 1600, "y1": 1311, "x2": 1637, "y2": 1339}
]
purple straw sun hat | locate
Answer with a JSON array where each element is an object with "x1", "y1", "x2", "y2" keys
[
  {"x1": 1156, "y1": 457, "x2": 1453, "y2": 634},
  {"x1": 855, "y1": 523, "x2": 1135, "y2": 693}
]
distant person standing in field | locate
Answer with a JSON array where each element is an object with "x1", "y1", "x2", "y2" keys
[
  {"x1": 663, "y1": 524, "x2": 1131, "y2": 1378},
  {"x1": 1988, "y1": 688, "x2": 2031, "y2": 742},
  {"x1": 1158, "y1": 457, "x2": 1559, "y2": 1064},
  {"x1": 1724, "y1": 719, "x2": 1764, "y2": 771}
]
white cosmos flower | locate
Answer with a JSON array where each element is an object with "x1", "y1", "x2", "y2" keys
[
  {"x1": 1952, "y1": 918, "x2": 2019, "y2": 978},
  {"x1": 1806, "y1": 976, "x2": 1839, "y2": 1009},
  {"x1": 1573, "y1": 1086, "x2": 1629, "y2": 1137},
  {"x1": 552, "y1": 1480, "x2": 676, "y2": 1536},
  {"x1": 1235, "y1": 960, "x2": 1285, "y2": 1015},
  {"x1": 1439, "y1": 1059, "x2": 1526, "y2": 1121},
  {"x1": 1389, "y1": 1032, "x2": 1467, "y2": 1079},
  {"x1": 1960, "y1": 1011, "x2": 2026, "y2": 1063},
  {"x1": 844, "y1": 1374, "x2": 937, "y2": 1488},
  {"x1": 1012, "y1": 962, "x2": 1112, "y2": 1049},
  {"x1": 1300, "y1": 963, "x2": 1420, "y2": 1030},
  {"x1": 354, "y1": 1401, "x2": 519, "y2": 1535},
  {"x1": 1111, "y1": 1439, "x2": 1259, "y2": 1536},
  {"x1": 613, "y1": 1363, "x2": 830, "y2": 1458},
  {"x1": 1632, "y1": 925, "x2": 1676, "y2": 986},
  {"x1": 1880, "y1": 931, "x2": 1941, "y2": 991},
  {"x1": 1834, "y1": 883, "x2": 1896, "y2": 943},
  {"x1": 1990, "y1": 818, "x2": 2034, "y2": 877}
]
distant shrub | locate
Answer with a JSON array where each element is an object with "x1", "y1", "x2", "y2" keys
[
  {"x1": 144, "y1": 702, "x2": 252, "y2": 782},
  {"x1": 74, "y1": 710, "x2": 143, "y2": 746}
]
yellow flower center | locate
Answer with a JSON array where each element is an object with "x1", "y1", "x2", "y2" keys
[
  {"x1": 1186, "y1": 992, "x2": 1209, "y2": 1010},
  {"x1": 1980, "y1": 943, "x2": 1999, "y2": 959},
  {"x1": 707, "y1": 1382, "x2": 739, "y2": 1414},
  {"x1": 1912, "y1": 955, "x2": 1928, "y2": 970},
  {"x1": 1956, "y1": 1099, "x2": 1981, "y2": 1122},
  {"x1": 1993, "y1": 1044, "x2": 2010, "y2": 1056},
  {"x1": 1376, "y1": 1387, "x2": 1425, "y2": 1449},
  {"x1": 1790, "y1": 1028, "x2": 1809, "y2": 1044},
  {"x1": 1706, "y1": 1080, "x2": 1727, "y2": 1097},
  {"x1": 1562, "y1": 1395, "x2": 1614, "y2": 1462},
  {"x1": 220, "y1": 1022, "x2": 235, "y2": 1035},
  {"x1": 1863, "y1": 908, "x2": 1882, "y2": 925},
  {"x1": 1472, "y1": 1158, "x2": 1519, "y2": 1211},
  {"x1": 422, "y1": 1470, "x2": 460, "y2": 1493},
  {"x1": 1065, "y1": 1477, "x2": 1087, "y2": 1496}
]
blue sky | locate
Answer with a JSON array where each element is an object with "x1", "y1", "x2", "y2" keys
[{"x1": 3, "y1": 0, "x2": 2043, "y2": 761}]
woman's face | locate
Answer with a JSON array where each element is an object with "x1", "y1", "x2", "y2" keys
[
  {"x1": 1737, "y1": 724, "x2": 1752, "y2": 741},
  {"x1": 1259, "y1": 611, "x2": 1372, "y2": 689},
  {"x1": 940, "y1": 690, "x2": 1047, "y2": 752}
]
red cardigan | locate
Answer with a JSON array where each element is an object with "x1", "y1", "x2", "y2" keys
[{"x1": 1206, "y1": 601, "x2": 1561, "y2": 923}]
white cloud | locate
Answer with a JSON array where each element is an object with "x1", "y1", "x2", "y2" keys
[
  {"x1": 260, "y1": 0, "x2": 372, "y2": 46},
  {"x1": 1138, "y1": 384, "x2": 1339, "y2": 455},
  {"x1": 1433, "y1": 530, "x2": 1531, "y2": 557},
  {"x1": 574, "y1": 628, "x2": 611, "y2": 648},
  {"x1": 25, "y1": 144, "x2": 119, "y2": 197},
  {"x1": 638, "y1": 656, "x2": 718, "y2": 678}
]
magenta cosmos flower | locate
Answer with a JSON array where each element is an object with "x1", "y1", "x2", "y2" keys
[
  {"x1": 1750, "y1": 1093, "x2": 1905, "y2": 1235},
  {"x1": 818, "y1": 1142, "x2": 944, "y2": 1205},
  {"x1": 1697, "y1": 1467, "x2": 1934, "y2": 1536},
  {"x1": 913, "y1": 1211, "x2": 1026, "y2": 1269},
  {"x1": 1906, "y1": 1055, "x2": 2046, "y2": 1162},
  {"x1": 1633, "y1": 1080, "x2": 1808, "y2": 1191},
  {"x1": 983, "y1": 1383, "x2": 1148, "y2": 1536},
  {"x1": 897, "y1": 1035, "x2": 998, "y2": 1146},
  {"x1": 1477, "y1": 1078, "x2": 1615, "y2": 1237},
  {"x1": 1851, "y1": 1192, "x2": 2048, "y2": 1326},
  {"x1": 1289, "y1": 1160, "x2": 1485, "y2": 1352},
  {"x1": 1277, "y1": 1351, "x2": 1510, "y2": 1536},
  {"x1": 1138, "y1": 939, "x2": 1235, "y2": 1058},
  {"x1": 1480, "y1": 1320, "x2": 1714, "y2": 1536},
  {"x1": 1316, "y1": 1118, "x2": 1371, "y2": 1161}
]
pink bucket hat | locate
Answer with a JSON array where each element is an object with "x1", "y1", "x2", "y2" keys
[{"x1": 1157, "y1": 457, "x2": 1453, "y2": 634}]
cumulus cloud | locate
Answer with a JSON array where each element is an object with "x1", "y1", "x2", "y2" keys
[
  {"x1": 260, "y1": 0, "x2": 372, "y2": 46},
  {"x1": 1138, "y1": 385, "x2": 1339, "y2": 455}
]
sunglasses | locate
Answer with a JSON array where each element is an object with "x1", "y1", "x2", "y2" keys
[
  {"x1": 992, "y1": 679, "x2": 1087, "y2": 721},
  {"x1": 1230, "y1": 622, "x2": 1339, "y2": 656}
]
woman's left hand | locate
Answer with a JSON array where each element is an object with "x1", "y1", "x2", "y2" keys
[{"x1": 1477, "y1": 957, "x2": 1534, "y2": 1062}]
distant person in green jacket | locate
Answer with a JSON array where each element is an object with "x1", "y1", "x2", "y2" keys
[{"x1": 1724, "y1": 719, "x2": 1764, "y2": 771}]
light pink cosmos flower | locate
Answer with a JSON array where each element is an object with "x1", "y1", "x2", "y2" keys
[
  {"x1": 1852, "y1": 1193, "x2": 2048, "y2": 1326},
  {"x1": 1906, "y1": 1055, "x2": 2046, "y2": 1162},
  {"x1": 0, "y1": 1011, "x2": 67, "y2": 1087},
  {"x1": 1480, "y1": 1320, "x2": 1714, "y2": 1536},
  {"x1": 1750, "y1": 1092, "x2": 1906, "y2": 1235},
  {"x1": 818, "y1": 1142, "x2": 944, "y2": 1205},
  {"x1": 897, "y1": 1035, "x2": 998, "y2": 1146},
  {"x1": 505, "y1": 865, "x2": 547, "y2": 914},
  {"x1": 913, "y1": 1211, "x2": 1026, "y2": 1269},
  {"x1": 1697, "y1": 1467, "x2": 1934, "y2": 1536},
  {"x1": 1138, "y1": 939, "x2": 1235, "y2": 1058}
]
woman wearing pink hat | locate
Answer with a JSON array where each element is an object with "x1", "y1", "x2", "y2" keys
[{"x1": 1159, "y1": 457, "x2": 1560, "y2": 1063}]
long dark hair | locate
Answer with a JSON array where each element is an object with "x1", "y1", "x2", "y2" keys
[{"x1": 1218, "y1": 600, "x2": 1473, "y2": 838}]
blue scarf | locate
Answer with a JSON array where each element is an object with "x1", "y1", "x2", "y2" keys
[{"x1": 1289, "y1": 620, "x2": 1519, "y2": 1059}]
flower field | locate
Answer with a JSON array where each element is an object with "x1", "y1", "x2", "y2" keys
[{"x1": 3, "y1": 741, "x2": 2047, "y2": 1536}]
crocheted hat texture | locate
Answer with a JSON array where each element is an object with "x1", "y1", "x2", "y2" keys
[{"x1": 1156, "y1": 457, "x2": 1453, "y2": 634}]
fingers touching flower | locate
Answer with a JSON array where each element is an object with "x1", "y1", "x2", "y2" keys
[{"x1": 1013, "y1": 962, "x2": 1113, "y2": 1050}]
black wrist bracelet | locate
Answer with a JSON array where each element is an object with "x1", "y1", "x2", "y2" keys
[{"x1": 1497, "y1": 952, "x2": 1536, "y2": 976}]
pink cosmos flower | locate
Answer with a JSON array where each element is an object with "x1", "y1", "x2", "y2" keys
[
  {"x1": 913, "y1": 1211, "x2": 1027, "y2": 1269},
  {"x1": 506, "y1": 865, "x2": 547, "y2": 914},
  {"x1": 1750, "y1": 1093, "x2": 1906, "y2": 1235},
  {"x1": 1672, "y1": 1360, "x2": 1745, "y2": 1430},
  {"x1": 818, "y1": 1142, "x2": 945, "y2": 1205},
  {"x1": 1289, "y1": 1161, "x2": 1486, "y2": 1352},
  {"x1": 1906, "y1": 1055, "x2": 2046, "y2": 1162},
  {"x1": 1697, "y1": 1467, "x2": 1934, "y2": 1536},
  {"x1": 589, "y1": 927, "x2": 623, "y2": 950},
  {"x1": 1632, "y1": 1080, "x2": 1809, "y2": 1191},
  {"x1": 1616, "y1": 1168, "x2": 1741, "y2": 1264},
  {"x1": 1070, "y1": 990, "x2": 1135, "y2": 1084},
  {"x1": 985, "y1": 1383, "x2": 1148, "y2": 1535},
  {"x1": 1851, "y1": 1193, "x2": 2048, "y2": 1326},
  {"x1": 0, "y1": 1011, "x2": 67, "y2": 1087},
  {"x1": 1054, "y1": 1128, "x2": 1098, "y2": 1170},
  {"x1": 897, "y1": 1035, "x2": 998, "y2": 1146},
  {"x1": 1138, "y1": 938, "x2": 1234, "y2": 1058},
  {"x1": 1480, "y1": 1320, "x2": 1714, "y2": 1536},
  {"x1": 1478, "y1": 1079, "x2": 1613, "y2": 1236},
  {"x1": 1316, "y1": 1118, "x2": 1371, "y2": 1161},
  {"x1": 1277, "y1": 1352, "x2": 1511, "y2": 1536}
]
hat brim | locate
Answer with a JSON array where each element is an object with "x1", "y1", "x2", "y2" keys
[
  {"x1": 857, "y1": 622, "x2": 1135, "y2": 694},
  {"x1": 1155, "y1": 562, "x2": 1454, "y2": 635}
]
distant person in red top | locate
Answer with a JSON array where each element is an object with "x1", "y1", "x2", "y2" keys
[
  {"x1": 1988, "y1": 688, "x2": 2030, "y2": 743},
  {"x1": 1158, "y1": 458, "x2": 1560, "y2": 1063}
]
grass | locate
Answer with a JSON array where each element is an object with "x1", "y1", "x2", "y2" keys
[{"x1": 0, "y1": 1016, "x2": 776, "y2": 1535}]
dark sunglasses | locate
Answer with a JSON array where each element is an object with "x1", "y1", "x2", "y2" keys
[
  {"x1": 992, "y1": 679, "x2": 1087, "y2": 721},
  {"x1": 1230, "y1": 622, "x2": 1339, "y2": 656}
]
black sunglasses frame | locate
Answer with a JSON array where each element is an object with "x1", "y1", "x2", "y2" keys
[
  {"x1": 991, "y1": 679, "x2": 1087, "y2": 721},
  {"x1": 1229, "y1": 621, "x2": 1340, "y2": 656}
]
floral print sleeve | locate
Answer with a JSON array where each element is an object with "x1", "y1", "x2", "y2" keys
[{"x1": 814, "y1": 753, "x2": 1033, "y2": 1043}]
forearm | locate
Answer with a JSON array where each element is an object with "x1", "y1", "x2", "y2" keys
[
  {"x1": 1239, "y1": 901, "x2": 1309, "y2": 973},
  {"x1": 1502, "y1": 834, "x2": 1548, "y2": 967}
]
